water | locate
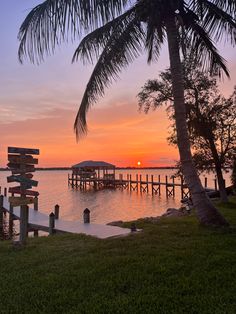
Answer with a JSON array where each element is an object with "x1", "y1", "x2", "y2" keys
[{"x1": 0, "y1": 169, "x2": 232, "y2": 224}]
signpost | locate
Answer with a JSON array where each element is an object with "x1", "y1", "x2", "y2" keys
[{"x1": 7, "y1": 146, "x2": 40, "y2": 245}]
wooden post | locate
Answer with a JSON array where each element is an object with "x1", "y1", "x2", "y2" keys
[
  {"x1": 49, "y1": 212, "x2": 55, "y2": 235},
  {"x1": 0, "y1": 195, "x2": 3, "y2": 237},
  {"x1": 129, "y1": 174, "x2": 132, "y2": 190},
  {"x1": 9, "y1": 202, "x2": 14, "y2": 239},
  {"x1": 151, "y1": 175, "x2": 154, "y2": 195},
  {"x1": 83, "y1": 208, "x2": 90, "y2": 223},
  {"x1": 34, "y1": 196, "x2": 38, "y2": 211},
  {"x1": 165, "y1": 176, "x2": 168, "y2": 198},
  {"x1": 172, "y1": 176, "x2": 175, "y2": 197},
  {"x1": 4, "y1": 188, "x2": 7, "y2": 197},
  {"x1": 146, "y1": 174, "x2": 149, "y2": 193},
  {"x1": 19, "y1": 205, "x2": 29, "y2": 245},
  {"x1": 158, "y1": 175, "x2": 161, "y2": 195},
  {"x1": 54, "y1": 204, "x2": 60, "y2": 219},
  {"x1": 204, "y1": 177, "x2": 208, "y2": 188}
]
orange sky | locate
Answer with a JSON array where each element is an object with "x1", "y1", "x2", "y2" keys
[{"x1": 0, "y1": 102, "x2": 178, "y2": 167}]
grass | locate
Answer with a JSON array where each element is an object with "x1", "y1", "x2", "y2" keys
[{"x1": 0, "y1": 198, "x2": 236, "y2": 314}]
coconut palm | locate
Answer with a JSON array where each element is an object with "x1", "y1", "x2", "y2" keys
[{"x1": 18, "y1": 0, "x2": 236, "y2": 226}]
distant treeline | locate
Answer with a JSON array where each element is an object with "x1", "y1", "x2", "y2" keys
[{"x1": 0, "y1": 166, "x2": 178, "y2": 171}]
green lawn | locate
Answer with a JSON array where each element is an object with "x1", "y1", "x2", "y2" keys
[{"x1": 0, "y1": 198, "x2": 236, "y2": 314}]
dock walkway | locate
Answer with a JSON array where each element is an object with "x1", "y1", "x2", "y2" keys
[{"x1": 2, "y1": 196, "x2": 131, "y2": 239}]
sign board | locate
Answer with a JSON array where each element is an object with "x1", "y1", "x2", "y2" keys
[
  {"x1": 8, "y1": 147, "x2": 40, "y2": 155},
  {"x1": 8, "y1": 196, "x2": 36, "y2": 207},
  {"x1": 8, "y1": 155, "x2": 38, "y2": 165},
  {"x1": 9, "y1": 187, "x2": 39, "y2": 197},
  {"x1": 7, "y1": 175, "x2": 38, "y2": 187},
  {"x1": 11, "y1": 167, "x2": 35, "y2": 175},
  {"x1": 7, "y1": 173, "x2": 33, "y2": 182}
]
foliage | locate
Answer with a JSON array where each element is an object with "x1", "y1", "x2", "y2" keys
[
  {"x1": 18, "y1": 0, "x2": 236, "y2": 136},
  {"x1": 138, "y1": 63, "x2": 236, "y2": 173},
  {"x1": 0, "y1": 198, "x2": 236, "y2": 313}
]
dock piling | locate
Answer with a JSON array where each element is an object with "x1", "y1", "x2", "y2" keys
[
  {"x1": 54, "y1": 204, "x2": 60, "y2": 219},
  {"x1": 83, "y1": 208, "x2": 90, "y2": 223},
  {"x1": 49, "y1": 212, "x2": 55, "y2": 235}
]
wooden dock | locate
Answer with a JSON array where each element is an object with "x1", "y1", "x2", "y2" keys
[
  {"x1": 1, "y1": 195, "x2": 131, "y2": 239},
  {"x1": 68, "y1": 173, "x2": 191, "y2": 199}
]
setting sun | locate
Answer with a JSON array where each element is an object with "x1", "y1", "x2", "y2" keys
[{"x1": 137, "y1": 161, "x2": 141, "y2": 166}]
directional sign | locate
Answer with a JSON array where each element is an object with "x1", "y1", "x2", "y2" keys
[
  {"x1": 9, "y1": 187, "x2": 39, "y2": 197},
  {"x1": 7, "y1": 162, "x2": 36, "y2": 170},
  {"x1": 7, "y1": 174, "x2": 33, "y2": 182},
  {"x1": 8, "y1": 147, "x2": 40, "y2": 155},
  {"x1": 7, "y1": 175, "x2": 38, "y2": 187},
  {"x1": 8, "y1": 196, "x2": 36, "y2": 207},
  {"x1": 11, "y1": 166, "x2": 35, "y2": 175},
  {"x1": 8, "y1": 155, "x2": 38, "y2": 165}
]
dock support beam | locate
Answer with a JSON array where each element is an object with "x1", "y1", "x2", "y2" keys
[
  {"x1": 49, "y1": 212, "x2": 55, "y2": 235},
  {"x1": 83, "y1": 208, "x2": 90, "y2": 223}
]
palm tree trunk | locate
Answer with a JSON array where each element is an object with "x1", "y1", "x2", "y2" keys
[{"x1": 165, "y1": 15, "x2": 228, "y2": 226}]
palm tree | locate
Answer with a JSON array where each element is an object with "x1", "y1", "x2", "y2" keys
[{"x1": 18, "y1": 0, "x2": 236, "y2": 226}]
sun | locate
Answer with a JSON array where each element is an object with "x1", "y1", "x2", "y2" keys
[{"x1": 137, "y1": 161, "x2": 141, "y2": 167}]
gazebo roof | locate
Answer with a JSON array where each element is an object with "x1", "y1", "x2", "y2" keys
[{"x1": 72, "y1": 160, "x2": 115, "y2": 169}]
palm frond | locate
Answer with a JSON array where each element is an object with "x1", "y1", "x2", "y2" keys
[
  {"x1": 193, "y1": 0, "x2": 236, "y2": 45},
  {"x1": 18, "y1": 0, "x2": 129, "y2": 63},
  {"x1": 181, "y1": 9, "x2": 230, "y2": 77},
  {"x1": 73, "y1": 16, "x2": 145, "y2": 138},
  {"x1": 72, "y1": 7, "x2": 135, "y2": 65}
]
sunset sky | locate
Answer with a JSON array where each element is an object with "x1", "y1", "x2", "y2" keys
[{"x1": 0, "y1": 1, "x2": 235, "y2": 167}]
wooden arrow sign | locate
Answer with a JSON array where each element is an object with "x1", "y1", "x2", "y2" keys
[
  {"x1": 8, "y1": 196, "x2": 36, "y2": 207},
  {"x1": 9, "y1": 187, "x2": 39, "y2": 197},
  {"x1": 8, "y1": 147, "x2": 40, "y2": 155},
  {"x1": 8, "y1": 155, "x2": 38, "y2": 165},
  {"x1": 7, "y1": 174, "x2": 33, "y2": 182},
  {"x1": 7, "y1": 175, "x2": 38, "y2": 187},
  {"x1": 11, "y1": 166, "x2": 35, "y2": 175},
  {"x1": 7, "y1": 162, "x2": 36, "y2": 169}
]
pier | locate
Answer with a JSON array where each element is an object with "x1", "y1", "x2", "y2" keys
[
  {"x1": 0, "y1": 193, "x2": 131, "y2": 240},
  {"x1": 68, "y1": 173, "x2": 191, "y2": 200}
]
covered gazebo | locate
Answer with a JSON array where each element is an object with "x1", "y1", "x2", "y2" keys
[{"x1": 72, "y1": 160, "x2": 116, "y2": 179}]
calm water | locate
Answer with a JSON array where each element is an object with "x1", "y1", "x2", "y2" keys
[{"x1": 0, "y1": 169, "x2": 232, "y2": 224}]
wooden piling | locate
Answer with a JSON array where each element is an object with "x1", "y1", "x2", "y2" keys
[
  {"x1": 83, "y1": 208, "x2": 90, "y2": 223},
  {"x1": 151, "y1": 175, "x2": 154, "y2": 195},
  {"x1": 0, "y1": 195, "x2": 3, "y2": 236},
  {"x1": 34, "y1": 196, "x2": 38, "y2": 211},
  {"x1": 165, "y1": 176, "x2": 168, "y2": 197},
  {"x1": 19, "y1": 205, "x2": 29, "y2": 245},
  {"x1": 54, "y1": 204, "x2": 60, "y2": 219},
  {"x1": 204, "y1": 177, "x2": 208, "y2": 188},
  {"x1": 49, "y1": 212, "x2": 55, "y2": 235},
  {"x1": 4, "y1": 188, "x2": 7, "y2": 197}
]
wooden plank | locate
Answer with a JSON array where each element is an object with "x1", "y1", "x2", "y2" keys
[
  {"x1": 8, "y1": 155, "x2": 38, "y2": 165},
  {"x1": 11, "y1": 166, "x2": 35, "y2": 175},
  {"x1": 9, "y1": 187, "x2": 39, "y2": 197},
  {"x1": 8, "y1": 147, "x2": 40, "y2": 155},
  {"x1": 7, "y1": 173, "x2": 34, "y2": 181},
  {"x1": 7, "y1": 175, "x2": 38, "y2": 187},
  {"x1": 8, "y1": 196, "x2": 36, "y2": 207},
  {"x1": 7, "y1": 162, "x2": 36, "y2": 169}
]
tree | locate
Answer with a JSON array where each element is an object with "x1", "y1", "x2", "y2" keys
[
  {"x1": 138, "y1": 65, "x2": 236, "y2": 202},
  {"x1": 18, "y1": 0, "x2": 236, "y2": 226}
]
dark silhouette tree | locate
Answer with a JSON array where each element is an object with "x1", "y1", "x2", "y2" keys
[
  {"x1": 18, "y1": 0, "x2": 236, "y2": 226},
  {"x1": 138, "y1": 65, "x2": 236, "y2": 202}
]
